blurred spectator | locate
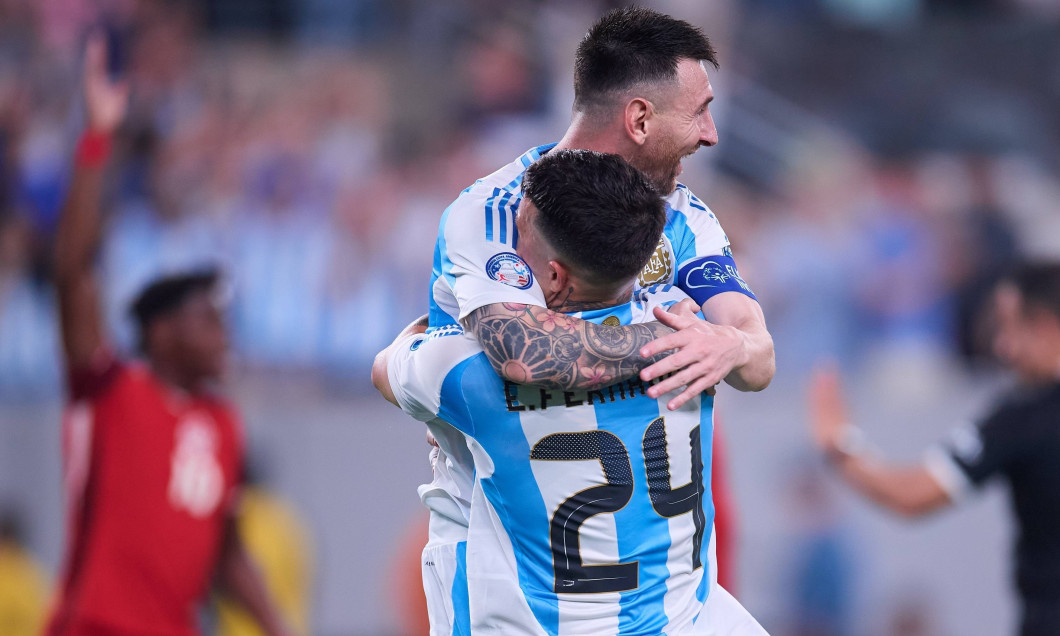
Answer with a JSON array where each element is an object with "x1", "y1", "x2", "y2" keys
[
  {"x1": 216, "y1": 462, "x2": 314, "y2": 636},
  {"x1": 783, "y1": 463, "x2": 856, "y2": 636},
  {"x1": 949, "y1": 155, "x2": 1022, "y2": 363},
  {"x1": 0, "y1": 0, "x2": 1056, "y2": 395},
  {"x1": 0, "y1": 508, "x2": 50, "y2": 636}
]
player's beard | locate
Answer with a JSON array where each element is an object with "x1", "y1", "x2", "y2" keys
[{"x1": 630, "y1": 133, "x2": 691, "y2": 196}]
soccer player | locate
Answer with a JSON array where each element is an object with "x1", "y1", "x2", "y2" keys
[
  {"x1": 47, "y1": 36, "x2": 290, "y2": 636},
  {"x1": 808, "y1": 263, "x2": 1060, "y2": 636},
  {"x1": 431, "y1": 7, "x2": 774, "y2": 408},
  {"x1": 417, "y1": 8, "x2": 771, "y2": 634},
  {"x1": 376, "y1": 149, "x2": 767, "y2": 634}
]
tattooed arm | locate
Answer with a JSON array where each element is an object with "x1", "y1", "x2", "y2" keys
[{"x1": 463, "y1": 302, "x2": 675, "y2": 391}]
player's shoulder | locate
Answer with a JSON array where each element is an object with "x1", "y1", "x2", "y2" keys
[
  {"x1": 663, "y1": 183, "x2": 731, "y2": 259},
  {"x1": 665, "y1": 183, "x2": 721, "y2": 225},
  {"x1": 94, "y1": 360, "x2": 156, "y2": 401},
  {"x1": 985, "y1": 383, "x2": 1060, "y2": 429},
  {"x1": 443, "y1": 144, "x2": 554, "y2": 221}
]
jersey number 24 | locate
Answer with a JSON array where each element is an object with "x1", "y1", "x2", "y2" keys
[{"x1": 530, "y1": 417, "x2": 706, "y2": 594}]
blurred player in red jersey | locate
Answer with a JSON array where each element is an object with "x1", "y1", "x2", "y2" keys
[{"x1": 46, "y1": 35, "x2": 291, "y2": 636}]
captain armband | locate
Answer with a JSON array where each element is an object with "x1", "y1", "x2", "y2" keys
[{"x1": 676, "y1": 255, "x2": 757, "y2": 306}]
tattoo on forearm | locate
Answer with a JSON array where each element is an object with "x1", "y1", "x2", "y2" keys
[{"x1": 465, "y1": 303, "x2": 674, "y2": 391}]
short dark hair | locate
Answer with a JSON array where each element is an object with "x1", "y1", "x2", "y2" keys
[
  {"x1": 130, "y1": 269, "x2": 220, "y2": 348},
  {"x1": 522, "y1": 149, "x2": 664, "y2": 287},
  {"x1": 1006, "y1": 262, "x2": 1060, "y2": 321},
  {"x1": 574, "y1": 7, "x2": 718, "y2": 112}
]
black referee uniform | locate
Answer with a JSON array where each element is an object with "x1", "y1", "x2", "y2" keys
[{"x1": 933, "y1": 382, "x2": 1060, "y2": 636}]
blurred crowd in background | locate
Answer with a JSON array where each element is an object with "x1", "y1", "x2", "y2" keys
[
  {"x1": 1, "y1": 0, "x2": 1059, "y2": 396},
  {"x1": 1, "y1": 0, "x2": 1059, "y2": 634}
]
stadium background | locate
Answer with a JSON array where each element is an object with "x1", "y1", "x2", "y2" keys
[{"x1": 1, "y1": 0, "x2": 1059, "y2": 633}]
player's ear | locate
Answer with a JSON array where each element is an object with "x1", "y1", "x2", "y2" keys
[
  {"x1": 545, "y1": 260, "x2": 569, "y2": 298},
  {"x1": 624, "y1": 98, "x2": 653, "y2": 146}
]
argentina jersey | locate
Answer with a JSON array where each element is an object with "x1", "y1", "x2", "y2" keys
[
  {"x1": 390, "y1": 286, "x2": 717, "y2": 635},
  {"x1": 428, "y1": 144, "x2": 756, "y2": 330}
]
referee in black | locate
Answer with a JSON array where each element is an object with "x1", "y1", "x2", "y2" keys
[{"x1": 808, "y1": 261, "x2": 1060, "y2": 636}]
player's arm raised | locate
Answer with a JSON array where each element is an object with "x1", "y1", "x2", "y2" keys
[
  {"x1": 55, "y1": 35, "x2": 128, "y2": 373},
  {"x1": 808, "y1": 365, "x2": 951, "y2": 517},
  {"x1": 463, "y1": 302, "x2": 675, "y2": 392}
]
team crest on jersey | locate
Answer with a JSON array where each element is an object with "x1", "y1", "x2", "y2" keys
[
  {"x1": 486, "y1": 252, "x2": 533, "y2": 289},
  {"x1": 637, "y1": 236, "x2": 674, "y2": 287},
  {"x1": 601, "y1": 315, "x2": 621, "y2": 326}
]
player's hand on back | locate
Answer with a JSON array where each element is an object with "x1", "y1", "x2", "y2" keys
[
  {"x1": 638, "y1": 306, "x2": 745, "y2": 409},
  {"x1": 667, "y1": 298, "x2": 700, "y2": 318},
  {"x1": 808, "y1": 362, "x2": 853, "y2": 458},
  {"x1": 83, "y1": 33, "x2": 129, "y2": 135}
]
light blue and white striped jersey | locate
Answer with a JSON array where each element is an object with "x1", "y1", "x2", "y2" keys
[
  {"x1": 428, "y1": 143, "x2": 751, "y2": 330},
  {"x1": 391, "y1": 286, "x2": 717, "y2": 635}
]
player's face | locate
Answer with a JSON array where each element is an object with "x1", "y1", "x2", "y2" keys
[
  {"x1": 631, "y1": 59, "x2": 718, "y2": 195},
  {"x1": 992, "y1": 286, "x2": 1060, "y2": 382},
  {"x1": 173, "y1": 291, "x2": 229, "y2": 382}
]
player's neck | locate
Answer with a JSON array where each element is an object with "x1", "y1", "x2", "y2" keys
[
  {"x1": 150, "y1": 359, "x2": 204, "y2": 395},
  {"x1": 549, "y1": 281, "x2": 634, "y2": 314},
  {"x1": 555, "y1": 116, "x2": 628, "y2": 156}
]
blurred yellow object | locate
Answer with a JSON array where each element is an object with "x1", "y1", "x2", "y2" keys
[
  {"x1": 217, "y1": 487, "x2": 313, "y2": 636},
  {"x1": 0, "y1": 541, "x2": 49, "y2": 636}
]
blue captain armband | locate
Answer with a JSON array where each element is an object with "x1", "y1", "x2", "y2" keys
[{"x1": 677, "y1": 255, "x2": 757, "y2": 305}]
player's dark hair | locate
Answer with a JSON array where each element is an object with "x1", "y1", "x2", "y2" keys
[
  {"x1": 522, "y1": 149, "x2": 664, "y2": 287},
  {"x1": 130, "y1": 269, "x2": 220, "y2": 350},
  {"x1": 574, "y1": 7, "x2": 718, "y2": 112},
  {"x1": 1007, "y1": 262, "x2": 1060, "y2": 321}
]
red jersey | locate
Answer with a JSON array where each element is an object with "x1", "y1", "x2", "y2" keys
[{"x1": 47, "y1": 355, "x2": 243, "y2": 636}]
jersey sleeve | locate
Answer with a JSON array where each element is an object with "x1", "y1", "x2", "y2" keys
[
  {"x1": 666, "y1": 187, "x2": 757, "y2": 305},
  {"x1": 386, "y1": 328, "x2": 483, "y2": 429},
  {"x1": 925, "y1": 402, "x2": 1027, "y2": 499},
  {"x1": 437, "y1": 190, "x2": 547, "y2": 321},
  {"x1": 666, "y1": 187, "x2": 730, "y2": 268}
]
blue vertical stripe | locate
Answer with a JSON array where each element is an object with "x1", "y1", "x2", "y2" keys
[
  {"x1": 430, "y1": 204, "x2": 459, "y2": 328},
  {"x1": 484, "y1": 191, "x2": 496, "y2": 242},
  {"x1": 696, "y1": 395, "x2": 716, "y2": 604},
  {"x1": 595, "y1": 392, "x2": 673, "y2": 634},
  {"x1": 664, "y1": 206, "x2": 698, "y2": 274},
  {"x1": 451, "y1": 541, "x2": 471, "y2": 636},
  {"x1": 509, "y1": 197, "x2": 521, "y2": 246},
  {"x1": 438, "y1": 356, "x2": 559, "y2": 634},
  {"x1": 497, "y1": 191, "x2": 511, "y2": 245},
  {"x1": 582, "y1": 303, "x2": 670, "y2": 633}
]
